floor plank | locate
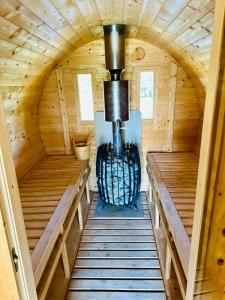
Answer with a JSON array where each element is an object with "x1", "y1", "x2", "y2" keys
[
  {"x1": 69, "y1": 278, "x2": 164, "y2": 289},
  {"x1": 79, "y1": 242, "x2": 157, "y2": 251},
  {"x1": 66, "y1": 193, "x2": 166, "y2": 299},
  {"x1": 67, "y1": 291, "x2": 166, "y2": 300},
  {"x1": 75, "y1": 258, "x2": 160, "y2": 268},
  {"x1": 77, "y1": 250, "x2": 158, "y2": 258},
  {"x1": 81, "y1": 235, "x2": 155, "y2": 242},
  {"x1": 72, "y1": 268, "x2": 162, "y2": 278},
  {"x1": 83, "y1": 229, "x2": 154, "y2": 235}
]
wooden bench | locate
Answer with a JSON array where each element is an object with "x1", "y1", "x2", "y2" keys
[
  {"x1": 146, "y1": 152, "x2": 198, "y2": 297},
  {"x1": 19, "y1": 155, "x2": 91, "y2": 299}
]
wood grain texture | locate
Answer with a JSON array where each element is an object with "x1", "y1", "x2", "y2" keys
[
  {"x1": 56, "y1": 67, "x2": 71, "y2": 154},
  {"x1": 186, "y1": 1, "x2": 225, "y2": 298},
  {"x1": 167, "y1": 61, "x2": 178, "y2": 151},
  {"x1": 40, "y1": 39, "x2": 200, "y2": 191},
  {"x1": 18, "y1": 155, "x2": 88, "y2": 291},
  {"x1": 0, "y1": 0, "x2": 214, "y2": 180},
  {"x1": 147, "y1": 152, "x2": 199, "y2": 280},
  {"x1": 66, "y1": 193, "x2": 167, "y2": 300},
  {"x1": 0, "y1": 207, "x2": 20, "y2": 300},
  {"x1": 0, "y1": 91, "x2": 38, "y2": 299}
]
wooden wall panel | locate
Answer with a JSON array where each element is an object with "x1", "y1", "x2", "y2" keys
[
  {"x1": 173, "y1": 67, "x2": 201, "y2": 152},
  {"x1": 39, "y1": 71, "x2": 65, "y2": 154},
  {"x1": 40, "y1": 39, "x2": 200, "y2": 190},
  {"x1": 1, "y1": 86, "x2": 46, "y2": 180}
]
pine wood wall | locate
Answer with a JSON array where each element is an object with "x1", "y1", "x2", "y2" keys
[
  {"x1": 1, "y1": 85, "x2": 46, "y2": 180},
  {"x1": 40, "y1": 39, "x2": 200, "y2": 190}
]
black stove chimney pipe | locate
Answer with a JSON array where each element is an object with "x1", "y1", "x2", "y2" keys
[{"x1": 103, "y1": 24, "x2": 129, "y2": 157}]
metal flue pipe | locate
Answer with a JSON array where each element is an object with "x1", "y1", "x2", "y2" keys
[{"x1": 103, "y1": 24, "x2": 129, "y2": 157}]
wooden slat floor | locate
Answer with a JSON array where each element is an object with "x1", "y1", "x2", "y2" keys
[{"x1": 66, "y1": 193, "x2": 166, "y2": 300}]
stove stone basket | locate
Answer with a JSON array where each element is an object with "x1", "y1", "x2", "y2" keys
[{"x1": 96, "y1": 143, "x2": 141, "y2": 207}]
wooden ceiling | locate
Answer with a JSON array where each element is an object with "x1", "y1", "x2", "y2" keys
[{"x1": 0, "y1": 0, "x2": 214, "y2": 91}]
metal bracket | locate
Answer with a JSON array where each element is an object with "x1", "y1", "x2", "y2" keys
[{"x1": 12, "y1": 247, "x2": 19, "y2": 272}]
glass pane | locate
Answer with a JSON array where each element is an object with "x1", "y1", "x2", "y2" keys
[
  {"x1": 139, "y1": 71, "x2": 154, "y2": 119},
  {"x1": 77, "y1": 74, "x2": 94, "y2": 121}
]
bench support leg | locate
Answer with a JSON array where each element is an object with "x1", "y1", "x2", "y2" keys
[
  {"x1": 165, "y1": 244, "x2": 172, "y2": 280},
  {"x1": 148, "y1": 183, "x2": 153, "y2": 204},
  {"x1": 62, "y1": 244, "x2": 70, "y2": 279},
  {"x1": 78, "y1": 202, "x2": 84, "y2": 230},
  {"x1": 86, "y1": 181, "x2": 91, "y2": 204},
  {"x1": 155, "y1": 204, "x2": 160, "y2": 229}
]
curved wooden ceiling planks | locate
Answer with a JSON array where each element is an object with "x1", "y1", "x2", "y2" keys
[
  {"x1": 0, "y1": 0, "x2": 214, "y2": 91},
  {"x1": 0, "y1": 0, "x2": 214, "y2": 179}
]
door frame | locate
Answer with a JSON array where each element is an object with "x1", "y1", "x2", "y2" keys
[
  {"x1": 0, "y1": 92, "x2": 37, "y2": 299},
  {"x1": 186, "y1": 0, "x2": 225, "y2": 298}
]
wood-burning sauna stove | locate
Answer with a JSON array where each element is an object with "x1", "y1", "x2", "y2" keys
[{"x1": 96, "y1": 24, "x2": 141, "y2": 207}]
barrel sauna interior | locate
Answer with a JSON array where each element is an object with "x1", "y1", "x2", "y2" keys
[{"x1": 0, "y1": 1, "x2": 225, "y2": 300}]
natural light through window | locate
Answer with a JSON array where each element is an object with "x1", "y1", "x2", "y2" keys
[
  {"x1": 139, "y1": 71, "x2": 154, "y2": 119},
  {"x1": 77, "y1": 74, "x2": 94, "y2": 121}
]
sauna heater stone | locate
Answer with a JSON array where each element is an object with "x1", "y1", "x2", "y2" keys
[
  {"x1": 96, "y1": 143, "x2": 141, "y2": 207},
  {"x1": 96, "y1": 24, "x2": 141, "y2": 206}
]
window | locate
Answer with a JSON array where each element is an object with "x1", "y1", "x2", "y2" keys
[
  {"x1": 77, "y1": 73, "x2": 94, "y2": 121},
  {"x1": 139, "y1": 71, "x2": 154, "y2": 119}
]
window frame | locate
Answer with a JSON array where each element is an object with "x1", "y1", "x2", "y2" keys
[
  {"x1": 135, "y1": 67, "x2": 159, "y2": 122},
  {"x1": 74, "y1": 69, "x2": 96, "y2": 128},
  {"x1": 139, "y1": 70, "x2": 155, "y2": 120}
]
